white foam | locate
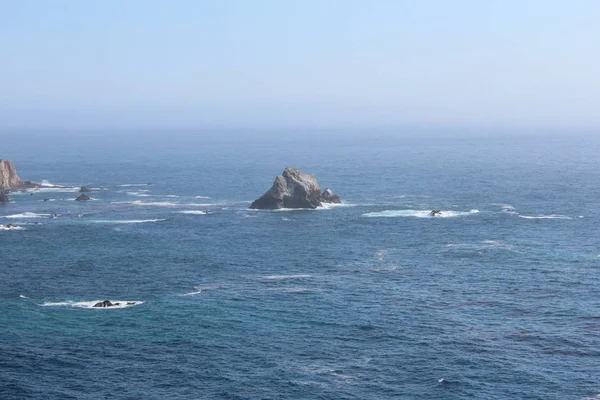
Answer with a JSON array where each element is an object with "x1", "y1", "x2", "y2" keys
[
  {"x1": 165, "y1": 195, "x2": 179, "y2": 198},
  {"x1": 41, "y1": 300, "x2": 144, "y2": 309},
  {"x1": 178, "y1": 210, "x2": 207, "y2": 215},
  {"x1": 195, "y1": 196, "x2": 211, "y2": 199},
  {"x1": 2, "y1": 212, "x2": 51, "y2": 219},
  {"x1": 183, "y1": 285, "x2": 219, "y2": 296},
  {"x1": 118, "y1": 184, "x2": 150, "y2": 187},
  {"x1": 262, "y1": 274, "x2": 312, "y2": 280},
  {"x1": 126, "y1": 191, "x2": 152, "y2": 197},
  {"x1": 0, "y1": 224, "x2": 25, "y2": 231},
  {"x1": 372, "y1": 265, "x2": 398, "y2": 272},
  {"x1": 112, "y1": 200, "x2": 179, "y2": 207},
  {"x1": 89, "y1": 219, "x2": 165, "y2": 224},
  {"x1": 363, "y1": 209, "x2": 479, "y2": 218},
  {"x1": 318, "y1": 202, "x2": 356, "y2": 209},
  {"x1": 519, "y1": 214, "x2": 572, "y2": 220},
  {"x1": 19, "y1": 295, "x2": 29, "y2": 298}
]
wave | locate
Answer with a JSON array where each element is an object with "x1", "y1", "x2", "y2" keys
[
  {"x1": 89, "y1": 219, "x2": 165, "y2": 224},
  {"x1": 178, "y1": 210, "x2": 207, "y2": 215},
  {"x1": 262, "y1": 274, "x2": 312, "y2": 280},
  {"x1": 362, "y1": 209, "x2": 479, "y2": 218},
  {"x1": 183, "y1": 285, "x2": 219, "y2": 296},
  {"x1": 519, "y1": 214, "x2": 572, "y2": 220},
  {"x1": 19, "y1": 295, "x2": 29, "y2": 299},
  {"x1": 112, "y1": 200, "x2": 179, "y2": 207},
  {"x1": 118, "y1": 183, "x2": 150, "y2": 187},
  {"x1": 195, "y1": 196, "x2": 211, "y2": 199},
  {"x1": 372, "y1": 265, "x2": 398, "y2": 272},
  {"x1": 2, "y1": 212, "x2": 51, "y2": 219},
  {"x1": 126, "y1": 191, "x2": 152, "y2": 197},
  {"x1": 1, "y1": 225, "x2": 25, "y2": 231},
  {"x1": 41, "y1": 300, "x2": 144, "y2": 309},
  {"x1": 258, "y1": 202, "x2": 356, "y2": 212}
]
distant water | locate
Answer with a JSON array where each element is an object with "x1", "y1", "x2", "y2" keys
[{"x1": 1, "y1": 132, "x2": 599, "y2": 399}]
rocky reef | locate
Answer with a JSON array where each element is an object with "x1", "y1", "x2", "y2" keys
[{"x1": 250, "y1": 167, "x2": 341, "y2": 209}]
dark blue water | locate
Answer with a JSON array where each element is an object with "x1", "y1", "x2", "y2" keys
[{"x1": 1, "y1": 132, "x2": 599, "y2": 399}]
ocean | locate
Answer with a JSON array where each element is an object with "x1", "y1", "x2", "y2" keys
[{"x1": 1, "y1": 131, "x2": 599, "y2": 399}]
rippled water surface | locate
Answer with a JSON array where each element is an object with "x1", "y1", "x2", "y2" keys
[{"x1": 1, "y1": 133, "x2": 599, "y2": 399}]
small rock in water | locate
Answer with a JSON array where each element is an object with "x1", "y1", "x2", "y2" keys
[{"x1": 75, "y1": 194, "x2": 91, "y2": 201}]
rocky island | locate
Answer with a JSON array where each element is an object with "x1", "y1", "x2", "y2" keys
[
  {"x1": 250, "y1": 167, "x2": 342, "y2": 209},
  {"x1": 0, "y1": 159, "x2": 42, "y2": 192}
]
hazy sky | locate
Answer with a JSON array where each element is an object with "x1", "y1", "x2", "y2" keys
[{"x1": 1, "y1": 0, "x2": 599, "y2": 131}]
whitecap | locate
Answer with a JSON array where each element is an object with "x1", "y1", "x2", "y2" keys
[
  {"x1": 112, "y1": 200, "x2": 179, "y2": 207},
  {"x1": 519, "y1": 214, "x2": 572, "y2": 220},
  {"x1": 363, "y1": 209, "x2": 479, "y2": 218},
  {"x1": 41, "y1": 300, "x2": 143, "y2": 309},
  {"x1": 183, "y1": 285, "x2": 219, "y2": 296},
  {"x1": 178, "y1": 210, "x2": 207, "y2": 215},
  {"x1": 89, "y1": 219, "x2": 165, "y2": 224},
  {"x1": 262, "y1": 274, "x2": 312, "y2": 280},
  {"x1": 118, "y1": 183, "x2": 150, "y2": 187},
  {"x1": 2, "y1": 212, "x2": 51, "y2": 219},
  {"x1": 126, "y1": 191, "x2": 152, "y2": 197},
  {"x1": 19, "y1": 295, "x2": 29, "y2": 299},
  {"x1": 195, "y1": 196, "x2": 211, "y2": 199},
  {"x1": 0, "y1": 225, "x2": 25, "y2": 231}
]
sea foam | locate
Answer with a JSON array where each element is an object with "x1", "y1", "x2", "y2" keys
[
  {"x1": 2, "y1": 212, "x2": 51, "y2": 219},
  {"x1": 519, "y1": 214, "x2": 572, "y2": 220},
  {"x1": 89, "y1": 219, "x2": 165, "y2": 224},
  {"x1": 362, "y1": 209, "x2": 479, "y2": 218},
  {"x1": 41, "y1": 300, "x2": 143, "y2": 309}
]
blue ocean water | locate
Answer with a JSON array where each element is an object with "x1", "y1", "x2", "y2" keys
[{"x1": 1, "y1": 132, "x2": 599, "y2": 399}]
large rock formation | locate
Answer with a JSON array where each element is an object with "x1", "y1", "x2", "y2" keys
[
  {"x1": 0, "y1": 159, "x2": 43, "y2": 191},
  {"x1": 0, "y1": 160, "x2": 23, "y2": 191},
  {"x1": 250, "y1": 167, "x2": 341, "y2": 209}
]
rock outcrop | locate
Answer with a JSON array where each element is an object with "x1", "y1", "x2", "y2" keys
[
  {"x1": 79, "y1": 186, "x2": 92, "y2": 193},
  {"x1": 0, "y1": 159, "x2": 44, "y2": 191},
  {"x1": 250, "y1": 167, "x2": 341, "y2": 209},
  {"x1": 321, "y1": 188, "x2": 341, "y2": 204},
  {"x1": 75, "y1": 194, "x2": 91, "y2": 201},
  {"x1": 0, "y1": 190, "x2": 9, "y2": 203},
  {"x1": 0, "y1": 160, "x2": 24, "y2": 191}
]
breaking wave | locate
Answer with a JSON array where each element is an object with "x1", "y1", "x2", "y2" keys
[
  {"x1": 178, "y1": 210, "x2": 208, "y2": 215},
  {"x1": 112, "y1": 200, "x2": 179, "y2": 207},
  {"x1": 519, "y1": 214, "x2": 572, "y2": 220},
  {"x1": 40, "y1": 300, "x2": 144, "y2": 309},
  {"x1": 0, "y1": 224, "x2": 25, "y2": 231},
  {"x1": 183, "y1": 285, "x2": 219, "y2": 296},
  {"x1": 89, "y1": 219, "x2": 166, "y2": 224},
  {"x1": 2, "y1": 212, "x2": 51, "y2": 219},
  {"x1": 262, "y1": 274, "x2": 312, "y2": 280},
  {"x1": 362, "y1": 209, "x2": 480, "y2": 218}
]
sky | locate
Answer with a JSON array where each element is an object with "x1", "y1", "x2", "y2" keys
[{"x1": 0, "y1": 0, "x2": 599, "y2": 132}]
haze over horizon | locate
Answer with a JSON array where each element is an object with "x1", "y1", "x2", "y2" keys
[{"x1": 1, "y1": 0, "x2": 599, "y2": 133}]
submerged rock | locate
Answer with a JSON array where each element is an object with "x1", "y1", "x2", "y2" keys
[
  {"x1": 79, "y1": 186, "x2": 92, "y2": 193},
  {"x1": 0, "y1": 190, "x2": 9, "y2": 203},
  {"x1": 75, "y1": 194, "x2": 91, "y2": 201},
  {"x1": 429, "y1": 210, "x2": 442, "y2": 217},
  {"x1": 250, "y1": 167, "x2": 341, "y2": 209}
]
